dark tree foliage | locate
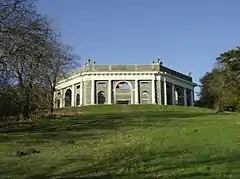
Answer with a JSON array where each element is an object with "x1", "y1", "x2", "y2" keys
[
  {"x1": 198, "y1": 47, "x2": 240, "y2": 112},
  {"x1": 198, "y1": 72, "x2": 215, "y2": 108},
  {"x1": 0, "y1": 0, "x2": 79, "y2": 120}
]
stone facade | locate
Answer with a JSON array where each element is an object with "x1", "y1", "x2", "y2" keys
[{"x1": 54, "y1": 60, "x2": 197, "y2": 108}]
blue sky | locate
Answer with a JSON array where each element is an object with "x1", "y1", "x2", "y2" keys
[{"x1": 37, "y1": 0, "x2": 240, "y2": 97}]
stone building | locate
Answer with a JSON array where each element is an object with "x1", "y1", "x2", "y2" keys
[{"x1": 54, "y1": 59, "x2": 197, "y2": 107}]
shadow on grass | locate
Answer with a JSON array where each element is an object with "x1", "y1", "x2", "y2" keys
[
  {"x1": 0, "y1": 107, "x2": 238, "y2": 178},
  {"x1": 0, "y1": 110, "x2": 228, "y2": 143},
  {"x1": 21, "y1": 146, "x2": 240, "y2": 179}
]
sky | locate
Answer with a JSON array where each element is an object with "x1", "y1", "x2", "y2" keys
[{"x1": 37, "y1": 0, "x2": 240, "y2": 98}]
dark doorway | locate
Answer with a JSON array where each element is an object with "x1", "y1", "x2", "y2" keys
[
  {"x1": 57, "y1": 99, "x2": 60, "y2": 108},
  {"x1": 65, "y1": 89, "x2": 72, "y2": 107},
  {"x1": 175, "y1": 87, "x2": 184, "y2": 106},
  {"x1": 76, "y1": 94, "x2": 80, "y2": 106},
  {"x1": 97, "y1": 91, "x2": 106, "y2": 104}
]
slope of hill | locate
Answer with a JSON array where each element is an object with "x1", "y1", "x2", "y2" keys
[{"x1": 1, "y1": 105, "x2": 240, "y2": 178}]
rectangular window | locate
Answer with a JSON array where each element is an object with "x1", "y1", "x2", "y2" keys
[
  {"x1": 97, "y1": 82, "x2": 106, "y2": 87},
  {"x1": 141, "y1": 81, "x2": 149, "y2": 88}
]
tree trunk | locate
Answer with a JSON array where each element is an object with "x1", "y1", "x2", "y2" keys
[
  {"x1": 215, "y1": 100, "x2": 224, "y2": 113},
  {"x1": 23, "y1": 96, "x2": 30, "y2": 120},
  {"x1": 50, "y1": 90, "x2": 54, "y2": 116},
  {"x1": 22, "y1": 88, "x2": 31, "y2": 120},
  {"x1": 219, "y1": 100, "x2": 224, "y2": 112}
]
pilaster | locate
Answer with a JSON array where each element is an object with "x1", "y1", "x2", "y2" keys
[
  {"x1": 53, "y1": 91, "x2": 56, "y2": 108},
  {"x1": 61, "y1": 89, "x2": 64, "y2": 107},
  {"x1": 191, "y1": 89, "x2": 194, "y2": 106},
  {"x1": 71, "y1": 85, "x2": 75, "y2": 107},
  {"x1": 91, "y1": 80, "x2": 95, "y2": 104},
  {"x1": 108, "y1": 80, "x2": 112, "y2": 104},
  {"x1": 164, "y1": 74, "x2": 167, "y2": 105},
  {"x1": 152, "y1": 79, "x2": 156, "y2": 104},
  {"x1": 172, "y1": 84, "x2": 175, "y2": 105},
  {"x1": 184, "y1": 88, "x2": 187, "y2": 106},
  {"x1": 158, "y1": 75, "x2": 161, "y2": 105},
  {"x1": 135, "y1": 80, "x2": 139, "y2": 104},
  {"x1": 80, "y1": 81, "x2": 83, "y2": 106}
]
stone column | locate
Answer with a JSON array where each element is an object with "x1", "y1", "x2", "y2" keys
[
  {"x1": 91, "y1": 80, "x2": 95, "y2": 104},
  {"x1": 152, "y1": 79, "x2": 156, "y2": 104},
  {"x1": 191, "y1": 89, "x2": 194, "y2": 106},
  {"x1": 164, "y1": 75, "x2": 167, "y2": 105},
  {"x1": 84, "y1": 81, "x2": 87, "y2": 105},
  {"x1": 184, "y1": 88, "x2": 187, "y2": 106},
  {"x1": 53, "y1": 91, "x2": 56, "y2": 108},
  {"x1": 158, "y1": 75, "x2": 161, "y2": 105},
  {"x1": 80, "y1": 81, "x2": 83, "y2": 106},
  {"x1": 172, "y1": 84, "x2": 175, "y2": 105},
  {"x1": 108, "y1": 80, "x2": 112, "y2": 104},
  {"x1": 61, "y1": 89, "x2": 64, "y2": 107},
  {"x1": 71, "y1": 85, "x2": 75, "y2": 107},
  {"x1": 135, "y1": 80, "x2": 139, "y2": 104},
  {"x1": 131, "y1": 90, "x2": 134, "y2": 105}
]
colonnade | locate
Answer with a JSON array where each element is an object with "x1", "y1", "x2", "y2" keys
[{"x1": 56, "y1": 76, "x2": 194, "y2": 108}]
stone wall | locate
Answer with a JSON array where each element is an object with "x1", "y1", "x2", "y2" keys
[
  {"x1": 139, "y1": 80, "x2": 151, "y2": 104},
  {"x1": 86, "y1": 81, "x2": 92, "y2": 104},
  {"x1": 83, "y1": 80, "x2": 92, "y2": 105},
  {"x1": 95, "y1": 80, "x2": 108, "y2": 104}
]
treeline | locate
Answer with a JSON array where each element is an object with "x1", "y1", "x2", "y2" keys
[
  {"x1": 197, "y1": 47, "x2": 240, "y2": 111},
  {"x1": 0, "y1": 0, "x2": 79, "y2": 120}
]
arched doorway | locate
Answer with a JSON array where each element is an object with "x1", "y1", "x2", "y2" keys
[
  {"x1": 114, "y1": 81, "x2": 132, "y2": 104},
  {"x1": 186, "y1": 89, "x2": 191, "y2": 106},
  {"x1": 141, "y1": 91, "x2": 150, "y2": 104},
  {"x1": 56, "y1": 99, "x2": 60, "y2": 108},
  {"x1": 65, "y1": 89, "x2": 72, "y2": 107},
  {"x1": 97, "y1": 91, "x2": 106, "y2": 104},
  {"x1": 76, "y1": 94, "x2": 80, "y2": 106},
  {"x1": 175, "y1": 87, "x2": 184, "y2": 106},
  {"x1": 175, "y1": 90, "x2": 179, "y2": 105},
  {"x1": 167, "y1": 84, "x2": 172, "y2": 105}
]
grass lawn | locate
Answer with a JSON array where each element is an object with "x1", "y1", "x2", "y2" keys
[{"x1": 1, "y1": 105, "x2": 240, "y2": 178}]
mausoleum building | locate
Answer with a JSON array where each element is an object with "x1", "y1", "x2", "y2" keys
[{"x1": 54, "y1": 59, "x2": 197, "y2": 107}]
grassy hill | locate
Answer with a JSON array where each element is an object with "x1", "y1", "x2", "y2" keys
[{"x1": 1, "y1": 105, "x2": 240, "y2": 178}]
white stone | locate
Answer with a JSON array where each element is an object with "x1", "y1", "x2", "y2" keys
[{"x1": 54, "y1": 64, "x2": 197, "y2": 107}]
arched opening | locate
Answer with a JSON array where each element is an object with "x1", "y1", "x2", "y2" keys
[
  {"x1": 76, "y1": 94, "x2": 80, "y2": 106},
  {"x1": 175, "y1": 90, "x2": 179, "y2": 105},
  {"x1": 115, "y1": 81, "x2": 132, "y2": 104},
  {"x1": 97, "y1": 91, "x2": 106, "y2": 104},
  {"x1": 141, "y1": 91, "x2": 150, "y2": 104},
  {"x1": 167, "y1": 84, "x2": 172, "y2": 105},
  {"x1": 186, "y1": 89, "x2": 191, "y2": 106},
  {"x1": 116, "y1": 82, "x2": 130, "y2": 90},
  {"x1": 65, "y1": 89, "x2": 72, "y2": 107},
  {"x1": 57, "y1": 99, "x2": 60, "y2": 108},
  {"x1": 175, "y1": 87, "x2": 184, "y2": 106}
]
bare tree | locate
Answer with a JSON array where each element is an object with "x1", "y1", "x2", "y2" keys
[
  {"x1": 42, "y1": 40, "x2": 80, "y2": 115},
  {"x1": 0, "y1": 0, "x2": 80, "y2": 120}
]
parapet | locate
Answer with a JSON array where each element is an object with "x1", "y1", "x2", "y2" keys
[{"x1": 57, "y1": 58, "x2": 192, "y2": 82}]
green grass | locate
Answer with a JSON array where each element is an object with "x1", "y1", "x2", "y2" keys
[{"x1": 1, "y1": 105, "x2": 240, "y2": 178}]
